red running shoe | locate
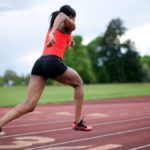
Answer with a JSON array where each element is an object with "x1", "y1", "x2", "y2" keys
[{"x1": 72, "y1": 119, "x2": 93, "y2": 131}]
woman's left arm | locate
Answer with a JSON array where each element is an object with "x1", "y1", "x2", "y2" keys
[{"x1": 66, "y1": 39, "x2": 75, "y2": 50}]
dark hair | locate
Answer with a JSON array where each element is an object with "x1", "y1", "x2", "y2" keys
[{"x1": 49, "y1": 5, "x2": 76, "y2": 28}]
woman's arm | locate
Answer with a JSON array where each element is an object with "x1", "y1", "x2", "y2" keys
[
  {"x1": 66, "y1": 39, "x2": 76, "y2": 50},
  {"x1": 47, "y1": 12, "x2": 75, "y2": 47}
]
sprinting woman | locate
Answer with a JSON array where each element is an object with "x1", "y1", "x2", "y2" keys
[{"x1": 0, "y1": 5, "x2": 93, "y2": 135}]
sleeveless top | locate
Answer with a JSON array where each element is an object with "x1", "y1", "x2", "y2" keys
[{"x1": 42, "y1": 28, "x2": 72, "y2": 59}]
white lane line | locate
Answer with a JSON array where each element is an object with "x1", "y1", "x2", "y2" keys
[
  {"x1": 92, "y1": 116, "x2": 150, "y2": 127},
  {"x1": 4, "y1": 120, "x2": 71, "y2": 128},
  {"x1": 0, "y1": 127, "x2": 70, "y2": 139},
  {"x1": 4, "y1": 116, "x2": 150, "y2": 129},
  {"x1": 40, "y1": 146, "x2": 90, "y2": 150},
  {"x1": 54, "y1": 112, "x2": 73, "y2": 116},
  {"x1": 24, "y1": 126, "x2": 150, "y2": 150},
  {"x1": 4, "y1": 112, "x2": 108, "y2": 129},
  {"x1": 87, "y1": 113, "x2": 109, "y2": 118},
  {"x1": 87, "y1": 144, "x2": 122, "y2": 150},
  {"x1": 1, "y1": 116, "x2": 150, "y2": 139},
  {"x1": 129, "y1": 144, "x2": 150, "y2": 150},
  {"x1": 4, "y1": 117, "x2": 103, "y2": 129}
]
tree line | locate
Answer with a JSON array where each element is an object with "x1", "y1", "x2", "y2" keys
[{"x1": 1, "y1": 18, "x2": 150, "y2": 86}]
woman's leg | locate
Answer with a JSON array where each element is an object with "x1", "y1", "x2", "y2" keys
[
  {"x1": 54, "y1": 67, "x2": 84, "y2": 123},
  {"x1": 0, "y1": 75, "x2": 47, "y2": 128}
]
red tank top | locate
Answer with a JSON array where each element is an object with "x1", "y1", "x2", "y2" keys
[{"x1": 42, "y1": 29, "x2": 72, "y2": 59}]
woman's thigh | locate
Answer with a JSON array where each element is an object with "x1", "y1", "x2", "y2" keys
[
  {"x1": 54, "y1": 67, "x2": 83, "y2": 87},
  {"x1": 26, "y1": 75, "x2": 47, "y2": 104}
]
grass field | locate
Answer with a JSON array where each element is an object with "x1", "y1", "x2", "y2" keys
[{"x1": 0, "y1": 83, "x2": 150, "y2": 107}]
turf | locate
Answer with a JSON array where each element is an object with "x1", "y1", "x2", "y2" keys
[{"x1": 0, "y1": 83, "x2": 150, "y2": 107}]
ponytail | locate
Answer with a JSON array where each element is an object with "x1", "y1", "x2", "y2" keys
[{"x1": 49, "y1": 11, "x2": 60, "y2": 28}]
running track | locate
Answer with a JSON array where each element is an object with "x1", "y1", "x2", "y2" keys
[{"x1": 0, "y1": 96, "x2": 150, "y2": 150}]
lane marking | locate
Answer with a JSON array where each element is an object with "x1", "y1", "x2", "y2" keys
[
  {"x1": 54, "y1": 112, "x2": 73, "y2": 116},
  {"x1": 91, "y1": 116, "x2": 150, "y2": 127},
  {"x1": 5, "y1": 113, "x2": 108, "y2": 129},
  {"x1": 40, "y1": 146, "x2": 90, "y2": 150},
  {"x1": 87, "y1": 144, "x2": 122, "y2": 150},
  {"x1": 0, "y1": 136, "x2": 54, "y2": 149},
  {"x1": 24, "y1": 126, "x2": 150, "y2": 150},
  {"x1": 0, "y1": 127, "x2": 70, "y2": 139},
  {"x1": 87, "y1": 113, "x2": 109, "y2": 118},
  {"x1": 129, "y1": 144, "x2": 150, "y2": 150},
  {"x1": 1, "y1": 116, "x2": 150, "y2": 139},
  {"x1": 40, "y1": 144, "x2": 122, "y2": 150},
  {"x1": 4, "y1": 116, "x2": 150, "y2": 129},
  {"x1": 5, "y1": 119, "x2": 71, "y2": 128},
  {"x1": 54, "y1": 112, "x2": 109, "y2": 118}
]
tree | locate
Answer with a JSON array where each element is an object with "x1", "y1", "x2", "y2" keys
[
  {"x1": 87, "y1": 36, "x2": 110, "y2": 82},
  {"x1": 64, "y1": 35, "x2": 95, "y2": 83},
  {"x1": 3, "y1": 70, "x2": 20, "y2": 86},
  {"x1": 0, "y1": 76, "x2": 3, "y2": 86},
  {"x1": 140, "y1": 55, "x2": 150, "y2": 69},
  {"x1": 121, "y1": 40, "x2": 143, "y2": 82},
  {"x1": 87, "y1": 18, "x2": 143, "y2": 83},
  {"x1": 140, "y1": 55, "x2": 150, "y2": 82},
  {"x1": 97, "y1": 18, "x2": 126, "y2": 82},
  {"x1": 141, "y1": 64, "x2": 150, "y2": 82}
]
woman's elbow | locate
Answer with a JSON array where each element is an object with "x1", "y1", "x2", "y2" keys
[{"x1": 70, "y1": 24, "x2": 76, "y2": 31}]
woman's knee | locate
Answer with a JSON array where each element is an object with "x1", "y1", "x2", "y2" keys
[
  {"x1": 72, "y1": 76, "x2": 84, "y2": 88},
  {"x1": 21, "y1": 101, "x2": 36, "y2": 113}
]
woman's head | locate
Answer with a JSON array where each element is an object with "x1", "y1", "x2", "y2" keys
[
  {"x1": 59, "y1": 5, "x2": 76, "y2": 18},
  {"x1": 50, "y1": 5, "x2": 76, "y2": 28}
]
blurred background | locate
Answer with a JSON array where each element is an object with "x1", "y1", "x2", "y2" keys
[{"x1": 0, "y1": 0, "x2": 150, "y2": 85}]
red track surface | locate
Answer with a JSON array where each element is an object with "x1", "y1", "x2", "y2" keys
[{"x1": 0, "y1": 96, "x2": 150, "y2": 150}]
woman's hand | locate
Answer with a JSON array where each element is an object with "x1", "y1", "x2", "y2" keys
[
  {"x1": 70, "y1": 39, "x2": 75, "y2": 48},
  {"x1": 66, "y1": 39, "x2": 75, "y2": 50},
  {"x1": 47, "y1": 33, "x2": 55, "y2": 47}
]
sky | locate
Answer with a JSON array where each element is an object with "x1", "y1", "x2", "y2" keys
[{"x1": 0, "y1": 0, "x2": 150, "y2": 76}]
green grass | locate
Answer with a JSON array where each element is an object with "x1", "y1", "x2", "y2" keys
[{"x1": 0, "y1": 83, "x2": 150, "y2": 107}]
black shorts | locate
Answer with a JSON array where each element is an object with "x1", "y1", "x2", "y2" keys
[{"x1": 31, "y1": 55, "x2": 67, "y2": 79}]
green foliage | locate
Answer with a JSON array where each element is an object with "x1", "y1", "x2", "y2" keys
[
  {"x1": 121, "y1": 40, "x2": 143, "y2": 82},
  {"x1": 64, "y1": 35, "x2": 95, "y2": 83},
  {"x1": 1, "y1": 70, "x2": 30, "y2": 86},
  {"x1": 88, "y1": 18, "x2": 144, "y2": 83},
  {"x1": 0, "y1": 76, "x2": 3, "y2": 86},
  {"x1": 140, "y1": 55, "x2": 150, "y2": 68},
  {"x1": 3, "y1": 70, "x2": 19, "y2": 85},
  {"x1": 140, "y1": 56, "x2": 150, "y2": 82},
  {"x1": 142, "y1": 64, "x2": 150, "y2": 82},
  {"x1": 87, "y1": 36, "x2": 104, "y2": 82}
]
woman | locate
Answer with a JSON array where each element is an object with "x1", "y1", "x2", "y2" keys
[{"x1": 0, "y1": 5, "x2": 92, "y2": 135}]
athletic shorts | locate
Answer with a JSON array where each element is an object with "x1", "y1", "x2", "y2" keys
[{"x1": 31, "y1": 55, "x2": 67, "y2": 79}]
